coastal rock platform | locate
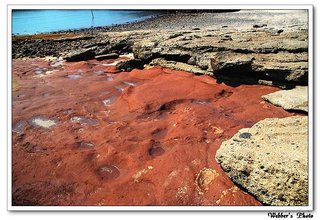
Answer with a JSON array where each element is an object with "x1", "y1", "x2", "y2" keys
[
  {"x1": 11, "y1": 9, "x2": 309, "y2": 207},
  {"x1": 12, "y1": 57, "x2": 296, "y2": 205}
]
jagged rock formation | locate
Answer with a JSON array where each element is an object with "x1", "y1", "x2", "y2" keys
[
  {"x1": 215, "y1": 116, "x2": 308, "y2": 206},
  {"x1": 131, "y1": 27, "x2": 308, "y2": 88}
]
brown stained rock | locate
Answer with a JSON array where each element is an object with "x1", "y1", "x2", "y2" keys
[{"x1": 216, "y1": 116, "x2": 308, "y2": 206}]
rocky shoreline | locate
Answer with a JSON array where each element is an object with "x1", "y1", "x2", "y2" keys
[
  {"x1": 12, "y1": 10, "x2": 308, "y2": 89},
  {"x1": 12, "y1": 9, "x2": 309, "y2": 206}
]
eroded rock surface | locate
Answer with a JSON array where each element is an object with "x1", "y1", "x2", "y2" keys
[
  {"x1": 215, "y1": 116, "x2": 308, "y2": 206},
  {"x1": 12, "y1": 57, "x2": 296, "y2": 206}
]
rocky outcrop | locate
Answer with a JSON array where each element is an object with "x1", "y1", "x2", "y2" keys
[
  {"x1": 131, "y1": 27, "x2": 308, "y2": 87},
  {"x1": 215, "y1": 116, "x2": 308, "y2": 206},
  {"x1": 12, "y1": 10, "x2": 308, "y2": 88},
  {"x1": 262, "y1": 86, "x2": 308, "y2": 113}
]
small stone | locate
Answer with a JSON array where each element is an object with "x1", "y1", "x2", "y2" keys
[
  {"x1": 239, "y1": 132, "x2": 252, "y2": 139},
  {"x1": 253, "y1": 24, "x2": 267, "y2": 28},
  {"x1": 187, "y1": 57, "x2": 196, "y2": 65}
]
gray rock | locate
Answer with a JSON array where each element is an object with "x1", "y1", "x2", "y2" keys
[
  {"x1": 262, "y1": 86, "x2": 308, "y2": 113},
  {"x1": 187, "y1": 57, "x2": 197, "y2": 65},
  {"x1": 215, "y1": 116, "x2": 308, "y2": 206}
]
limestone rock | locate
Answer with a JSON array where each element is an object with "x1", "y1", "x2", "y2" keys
[
  {"x1": 215, "y1": 116, "x2": 308, "y2": 206},
  {"x1": 148, "y1": 58, "x2": 208, "y2": 75},
  {"x1": 262, "y1": 86, "x2": 308, "y2": 113}
]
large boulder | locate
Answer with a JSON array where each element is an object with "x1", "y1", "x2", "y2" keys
[
  {"x1": 215, "y1": 116, "x2": 308, "y2": 206},
  {"x1": 262, "y1": 86, "x2": 308, "y2": 113}
]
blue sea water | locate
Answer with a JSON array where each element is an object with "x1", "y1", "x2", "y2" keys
[{"x1": 12, "y1": 10, "x2": 163, "y2": 35}]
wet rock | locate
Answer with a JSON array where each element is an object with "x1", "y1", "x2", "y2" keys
[
  {"x1": 13, "y1": 58, "x2": 295, "y2": 206},
  {"x1": 97, "y1": 165, "x2": 120, "y2": 180},
  {"x1": 70, "y1": 116, "x2": 99, "y2": 126},
  {"x1": 191, "y1": 99, "x2": 210, "y2": 105},
  {"x1": 13, "y1": 120, "x2": 28, "y2": 134},
  {"x1": 123, "y1": 81, "x2": 137, "y2": 87},
  {"x1": 63, "y1": 47, "x2": 96, "y2": 62},
  {"x1": 106, "y1": 75, "x2": 114, "y2": 81},
  {"x1": 114, "y1": 85, "x2": 126, "y2": 93},
  {"x1": 75, "y1": 141, "x2": 95, "y2": 149},
  {"x1": 95, "y1": 53, "x2": 119, "y2": 61},
  {"x1": 28, "y1": 116, "x2": 58, "y2": 129},
  {"x1": 216, "y1": 116, "x2": 308, "y2": 206},
  {"x1": 148, "y1": 146, "x2": 165, "y2": 157},
  {"x1": 102, "y1": 96, "x2": 116, "y2": 106},
  {"x1": 262, "y1": 86, "x2": 308, "y2": 113},
  {"x1": 66, "y1": 74, "x2": 82, "y2": 79}
]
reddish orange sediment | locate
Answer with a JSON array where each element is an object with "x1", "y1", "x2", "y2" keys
[{"x1": 12, "y1": 58, "x2": 295, "y2": 206}]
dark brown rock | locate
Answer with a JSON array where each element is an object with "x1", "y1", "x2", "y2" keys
[{"x1": 95, "y1": 53, "x2": 119, "y2": 61}]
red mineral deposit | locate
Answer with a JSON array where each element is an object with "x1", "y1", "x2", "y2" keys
[{"x1": 12, "y1": 58, "x2": 296, "y2": 206}]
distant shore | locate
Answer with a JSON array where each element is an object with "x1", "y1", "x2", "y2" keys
[
  {"x1": 12, "y1": 10, "x2": 243, "y2": 59},
  {"x1": 12, "y1": 10, "x2": 240, "y2": 37}
]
